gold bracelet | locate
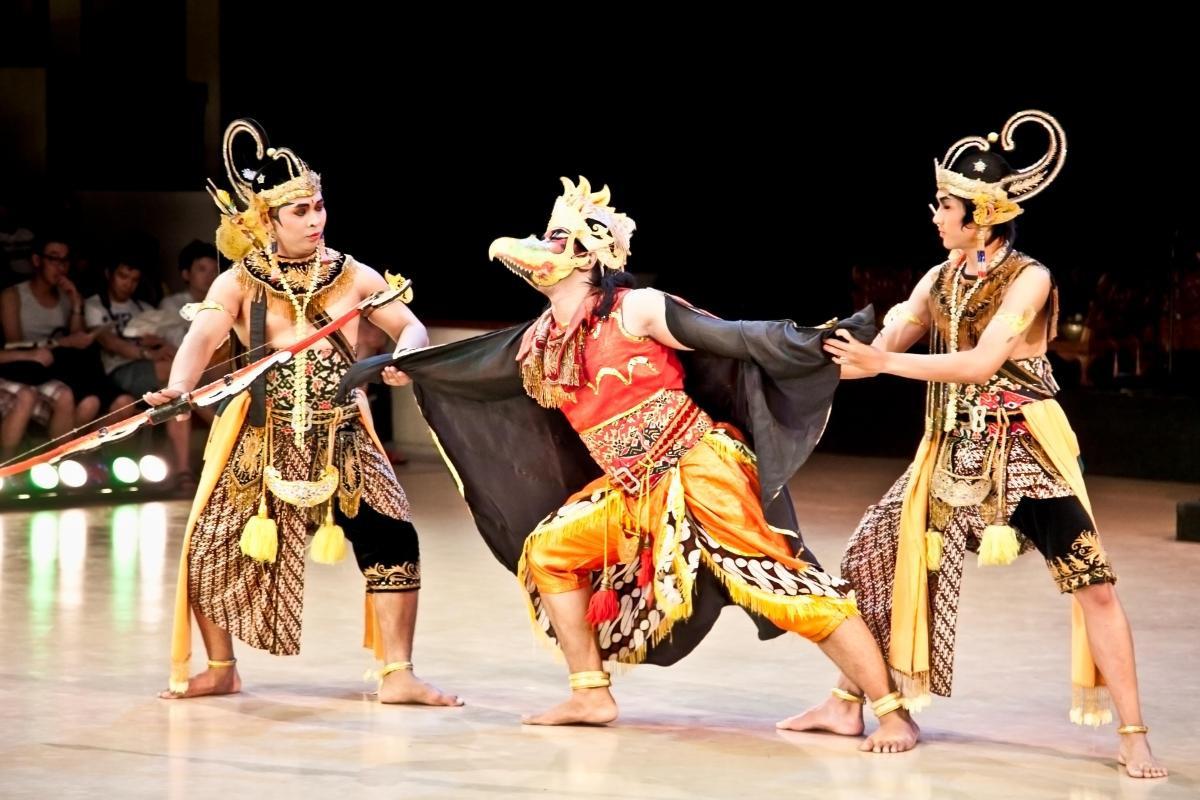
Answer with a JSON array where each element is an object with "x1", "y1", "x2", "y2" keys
[
  {"x1": 1117, "y1": 724, "x2": 1149, "y2": 735},
  {"x1": 883, "y1": 303, "x2": 927, "y2": 330},
  {"x1": 831, "y1": 687, "x2": 865, "y2": 704},
  {"x1": 993, "y1": 308, "x2": 1035, "y2": 334},
  {"x1": 207, "y1": 658, "x2": 237, "y2": 669},
  {"x1": 871, "y1": 691, "x2": 904, "y2": 718},
  {"x1": 380, "y1": 661, "x2": 414, "y2": 678},
  {"x1": 568, "y1": 670, "x2": 611, "y2": 690},
  {"x1": 180, "y1": 300, "x2": 230, "y2": 321}
]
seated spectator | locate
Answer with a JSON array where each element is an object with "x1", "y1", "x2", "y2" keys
[
  {"x1": 0, "y1": 232, "x2": 103, "y2": 427},
  {"x1": 86, "y1": 257, "x2": 194, "y2": 489}
]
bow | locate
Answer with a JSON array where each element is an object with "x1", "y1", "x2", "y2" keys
[{"x1": 0, "y1": 277, "x2": 412, "y2": 480}]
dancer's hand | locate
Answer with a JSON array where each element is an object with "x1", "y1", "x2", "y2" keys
[
  {"x1": 824, "y1": 329, "x2": 886, "y2": 377},
  {"x1": 143, "y1": 387, "x2": 182, "y2": 406},
  {"x1": 143, "y1": 386, "x2": 190, "y2": 421},
  {"x1": 381, "y1": 366, "x2": 411, "y2": 387}
]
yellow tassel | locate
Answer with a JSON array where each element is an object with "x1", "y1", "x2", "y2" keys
[
  {"x1": 239, "y1": 496, "x2": 278, "y2": 563},
  {"x1": 168, "y1": 664, "x2": 190, "y2": 695},
  {"x1": 1070, "y1": 684, "x2": 1113, "y2": 727},
  {"x1": 925, "y1": 529, "x2": 944, "y2": 571},
  {"x1": 889, "y1": 668, "x2": 933, "y2": 712},
  {"x1": 310, "y1": 507, "x2": 347, "y2": 564},
  {"x1": 216, "y1": 216, "x2": 254, "y2": 261},
  {"x1": 977, "y1": 524, "x2": 1019, "y2": 566}
]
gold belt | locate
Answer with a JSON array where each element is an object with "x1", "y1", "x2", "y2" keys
[
  {"x1": 268, "y1": 403, "x2": 360, "y2": 426},
  {"x1": 263, "y1": 405, "x2": 357, "y2": 508}
]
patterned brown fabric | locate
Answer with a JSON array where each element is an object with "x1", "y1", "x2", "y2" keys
[{"x1": 188, "y1": 350, "x2": 410, "y2": 655}]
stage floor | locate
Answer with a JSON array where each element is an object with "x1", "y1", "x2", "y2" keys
[{"x1": 1, "y1": 453, "x2": 1196, "y2": 798}]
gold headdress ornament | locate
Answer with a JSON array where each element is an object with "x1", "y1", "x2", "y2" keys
[
  {"x1": 206, "y1": 119, "x2": 323, "y2": 262},
  {"x1": 934, "y1": 109, "x2": 1066, "y2": 228}
]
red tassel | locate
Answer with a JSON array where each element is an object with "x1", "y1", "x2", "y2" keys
[
  {"x1": 638, "y1": 547, "x2": 654, "y2": 588},
  {"x1": 585, "y1": 586, "x2": 619, "y2": 626}
]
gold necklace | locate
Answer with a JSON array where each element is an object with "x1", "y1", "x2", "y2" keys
[
  {"x1": 942, "y1": 245, "x2": 1009, "y2": 431},
  {"x1": 274, "y1": 245, "x2": 322, "y2": 446}
]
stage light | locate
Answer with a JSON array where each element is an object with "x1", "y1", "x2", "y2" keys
[
  {"x1": 58, "y1": 460, "x2": 88, "y2": 488},
  {"x1": 112, "y1": 457, "x2": 140, "y2": 484},
  {"x1": 138, "y1": 455, "x2": 169, "y2": 483},
  {"x1": 30, "y1": 463, "x2": 60, "y2": 490}
]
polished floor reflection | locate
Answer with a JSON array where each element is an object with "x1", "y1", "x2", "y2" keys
[{"x1": 1, "y1": 454, "x2": 1197, "y2": 798}]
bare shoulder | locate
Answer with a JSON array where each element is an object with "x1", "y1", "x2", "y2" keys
[
  {"x1": 207, "y1": 269, "x2": 246, "y2": 315},
  {"x1": 347, "y1": 255, "x2": 388, "y2": 293},
  {"x1": 1023, "y1": 259, "x2": 1053, "y2": 281},
  {"x1": 620, "y1": 287, "x2": 665, "y2": 316},
  {"x1": 210, "y1": 268, "x2": 244, "y2": 297},
  {"x1": 1012, "y1": 260, "x2": 1052, "y2": 291}
]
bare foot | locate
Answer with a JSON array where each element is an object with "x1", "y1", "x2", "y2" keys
[
  {"x1": 521, "y1": 688, "x2": 619, "y2": 726},
  {"x1": 379, "y1": 669, "x2": 463, "y2": 706},
  {"x1": 1118, "y1": 733, "x2": 1168, "y2": 778},
  {"x1": 776, "y1": 696, "x2": 865, "y2": 735},
  {"x1": 859, "y1": 712, "x2": 920, "y2": 753},
  {"x1": 158, "y1": 666, "x2": 241, "y2": 699}
]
